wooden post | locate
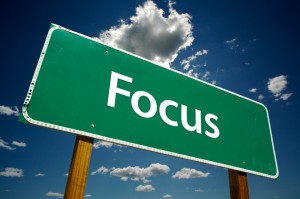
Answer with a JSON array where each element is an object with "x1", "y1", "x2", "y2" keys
[
  {"x1": 228, "y1": 169, "x2": 250, "y2": 199},
  {"x1": 64, "y1": 135, "x2": 94, "y2": 199}
]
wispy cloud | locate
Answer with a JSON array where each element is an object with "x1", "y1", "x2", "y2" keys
[
  {"x1": 136, "y1": 184, "x2": 155, "y2": 192},
  {"x1": 91, "y1": 166, "x2": 109, "y2": 176},
  {"x1": 258, "y1": 94, "x2": 264, "y2": 101},
  {"x1": 84, "y1": 194, "x2": 92, "y2": 198},
  {"x1": 46, "y1": 192, "x2": 64, "y2": 198},
  {"x1": 181, "y1": 50, "x2": 208, "y2": 70},
  {"x1": 0, "y1": 138, "x2": 27, "y2": 151},
  {"x1": 248, "y1": 88, "x2": 257, "y2": 93},
  {"x1": 267, "y1": 75, "x2": 293, "y2": 101},
  {"x1": 185, "y1": 69, "x2": 211, "y2": 82},
  {"x1": 211, "y1": 80, "x2": 217, "y2": 85},
  {"x1": 278, "y1": 93, "x2": 293, "y2": 101},
  {"x1": 35, "y1": 173, "x2": 45, "y2": 177},
  {"x1": 12, "y1": 141, "x2": 27, "y2": 147},
  {"x1": 195, "y1": 189, "x2": 204, "y2": 192},
  {"x1": 110, "y1": 163, "x2": 170, "y2": 183},
  {"x1": 98, "y1": 0, "x2": 194, "y2": 67},
  {"x1": 93, "y1": 141, "x2": 114, "y2": 149},
  {"x1": 172, "y1": 168, "x2": 210, "y2": 179},
  {"x1": 225, "y1": 37, "x2": 239, "y2": 50},
  {"x1": 0, "y1": 168, "x2": 24, "y2": 177},
  {"x1": 0, "y1": 138, "x2": 16, "y2": 151},
  {"x1": 0, "y1": 105, "x2": 19, "y2": 116},
  {"x1": 163, "y1": 194, "x2": 172, "y2": 198},
  {"x1": 186, "y1": 69, "x2": 199, "y2": 79},
  {"x1": 202, "y1": 71, "x2": 210, "y2": 80}
]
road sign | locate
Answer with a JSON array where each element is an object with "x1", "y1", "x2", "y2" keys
[{"x1": 20, "y1": 24, "x2": 278, "y2": 178}]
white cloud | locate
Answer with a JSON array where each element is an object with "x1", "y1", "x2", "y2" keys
[
  {"x1": 0, "y1": 168, "x2": 24, "y2": 177},
  {"x1": 211, "y1": 80, "x2": 217, "y2": 85},
  {"x1": 91, "y1": 166, "x2": 110, "y2": 176},
  {"x1": 98, "y1": 0, "x2": 194, "y2": 67},
  {"x1": 0, "y1": 138, "x2": 16, "y2": 151},
  {"x1": 93, "y1": 141, "x2": 114, "y2": 149},
  {"x1": 186, "y1": 69, "x2": 211, "y2": 81},
  {"x1": 12, "y1": 141, "x2": 27, "y2": 147},
  {"x1": 267, "y1": 75, "x2": 293, "y2": 101},
  {"x1": 163, "y1": 194, "x2": 172, "y2": 198},
  {"x1": 258, "y1": 94, "x2": 264, "y2": 101},
  {"x1": 202, "y1": 71, "x2": 210, "y2": 80},
  {"x1": 186, "y1": 69, "x2": 199, "y2": 79},
  {"x1": 195, "y1": 189, "x2": 204, "y2": 192},
  {"x1": 172, "y1": 168, "x2": 210, "y2": 179},
  {"x1": 267, "y1": 75, "x2": 287, "y2": 96},
  {"x1": 110, "y1": 163, "x2": 170, "y2": 183},
  {"x1": 84, "y1": 194, "x2": 92, "y2": 198},
  {"x1": 225, "y1": 37, "x2": 239, "y2": 50},
  {"x1": 181, "y1": 50, "x2": 208, "y2": 70},
  {"x1": 0, "y1": 105, "x2": 19, "y2": 116},
  {"x1": 278, "y1": 93, "x2": 293, "y2": 101},
  {"x1": 46, "y1": 192, "x2": 64, "y2": 198},
  {"x1": 35, "y1": 173, "x2": 45, "y2": 177},
  {"x1": 225, "y1": 38, "x2": 237, "y2": 44},
  {"x1": 248, "y1": 88, "x2": 257, "y2": 93},
  {"x1": 136, "y1": 184, "x2": 155, "y2": 192}
]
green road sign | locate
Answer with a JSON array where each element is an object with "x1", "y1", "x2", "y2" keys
[{"x1": 20, "y1": 24, "x2": 278, "y2": 178}]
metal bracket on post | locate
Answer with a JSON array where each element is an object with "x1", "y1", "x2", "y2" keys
[
  {"x1": 228, "y1": 169, "x2": 250, "y2": 199},
  {"x1": 64, "y1": 135, "x2": 94, "y2": 199}
]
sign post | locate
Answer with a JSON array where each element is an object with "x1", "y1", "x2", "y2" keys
[
  {"x1": 228, "y1": 169, "x2": 249, "y2": 199},
  {"x1": 64, "y1": 135, "x2": 94, "y2": 199}
]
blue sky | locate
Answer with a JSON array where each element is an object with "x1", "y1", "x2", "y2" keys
[{"x1": 0, "y1": 0, "x2": 299, "y2": 198}]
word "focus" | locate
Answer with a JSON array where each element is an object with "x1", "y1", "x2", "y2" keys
[{"x1": 107, "y1": 71, "x2": 220, "y2": 139}]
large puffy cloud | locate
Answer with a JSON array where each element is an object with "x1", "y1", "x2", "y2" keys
[
  {"x1": 98, "y1": 0, "x2": 194, "y2": 67},
  {"x1": 0, "y1": 105, "x2": 19, "y2": 116},
  {"x1": 110, "y1": 163, "x2": 170, "y2": 183},
  {"x1": 172, "y1": 168, "x2": 210, "y2": 179},
  {"x1": 0, "y1": 168, "x2": 24, "y2": 177}
]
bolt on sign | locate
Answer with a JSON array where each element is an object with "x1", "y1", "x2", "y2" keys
[{"x1": 20, "y1": 24, "x2": 278, "y2": 179}]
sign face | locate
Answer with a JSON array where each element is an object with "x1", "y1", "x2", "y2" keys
[{"x1": 20, "y1": 24, "x2": 278, "y2": 178}]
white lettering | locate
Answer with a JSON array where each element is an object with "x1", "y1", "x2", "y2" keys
[
  {"x1": 107, "y1": 71, "x2": 220, "y2": 139},
  {"x1": 131, "y1": 91, "x2": 157, "y2": 118},
  {"x1": 107, "y1": 71, "x2": 132, "y2": 107},
  {"x1": 159, "y1": 100, "x2": 178, "y2": 126},
  {"x1": 205, "y1": 114, "x2": 220, "y2": 138},
  {"x1": 181, "y1": 105, "x2": 201, "y2": 134}
]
